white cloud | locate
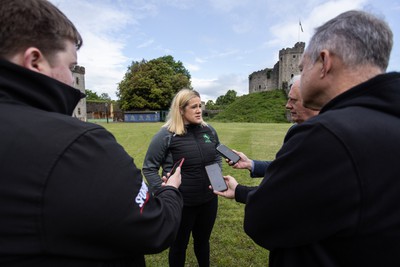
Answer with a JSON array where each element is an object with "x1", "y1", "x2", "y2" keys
[
  {"x1": 267, "y1": 0, "x2": 369, "y2": 50},
  {"x1": 78, "y1": 33, "x2": 128, "y2": 94},
  {"x1": 192, "y1": 73, "x2": 248, "y2": 102},
  {"x1": 306, "y1": 0, "x2": 368, "y2": 27},
  {"x1": 186, "y1": 63, "x2": 201, "y2": 72},
  {"x1": 50, "y1": 0, "x2": 138, "y2": 99}
]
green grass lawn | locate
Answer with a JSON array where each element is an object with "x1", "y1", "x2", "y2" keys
[{"x1": 100, "y1": 122, "x2": 292, "y2": 267}]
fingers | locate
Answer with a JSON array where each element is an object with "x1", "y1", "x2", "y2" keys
[
  {"x1": 165, "y1": 167, "x2": 181, "y2": 188},
  {"x1": 213, "y1": 190, "x2": 226, "y2": 196},
  {"x1": 225, "y1": 158, "x2": 233, "y2": 166}
]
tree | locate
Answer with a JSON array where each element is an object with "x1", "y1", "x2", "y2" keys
[
  {"x1": 85, "y1": 89, "x2": 111, "y2": 101},
  {"x1": 215, "y1": 90, "x2": 238, "y2": 106},
  {"x1": 100, "y1": 93, "x2": 111, "y2": 101},
  {"x1": 117, "y1": 56, "x2": 191, "y2": 111},
  {"x1": 85, "y1": 89, "x2": 101, "y2": 101},
  {"x1": 205, "y1": 100, "x2": 216, "y2": 110}
]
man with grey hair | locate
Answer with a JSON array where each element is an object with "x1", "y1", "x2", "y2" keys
[
  {"x1": 286, "y1": 75, "x2": 319, "y2": 124},
  {"x1": 227, "y1": 75, "x2": 318, "y2": 177},
  {"x1": 215, "y1": 10, "x2": 400, "y2": 267}
]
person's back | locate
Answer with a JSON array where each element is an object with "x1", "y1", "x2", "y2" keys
[
  {"x1": 0, "y1": 1, "x2": 183, "y2": 266},
  {"x1": 263, "y1": 72, "x2": 400, "y2": 266}
]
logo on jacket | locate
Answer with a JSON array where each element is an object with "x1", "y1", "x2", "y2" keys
[
  {"x1": 135, "y1": 181, "x2": 150, "y2": 214},
  {"x1": 203, "y1": 133, "x2": 212, "y2": 143}
]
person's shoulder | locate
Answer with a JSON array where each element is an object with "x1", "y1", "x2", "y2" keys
[
  {"x1": 284, "y1": 116, "x2": 328, "y2": 142},
  {"x1": 66, "y1": 118, "x2": 114, "y2": 141},
  {"x1": 61, "y1": 115, "x2": 104, "y2": 132},
  {"x1": 203, "y1": 122, "x2": 216, "y2": 131},
  {"x1": 151, "y1": 126, "x2": 174, "y2": 144},
  {"x1": 156, "y1": 126, "x2": 172, "y2": 136},
  {"x1": 33, "y1": 109, "x2": 104, "y2": 135}
]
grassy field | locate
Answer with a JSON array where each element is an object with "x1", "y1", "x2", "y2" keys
[{"x1": 100, "y1": 122, "x2": 292, "y2": 267}]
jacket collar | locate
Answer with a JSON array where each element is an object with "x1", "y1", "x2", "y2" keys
[
  {"x1": 320, "y1": 72, "x2": 400, "y2": 115},
  {"x1": 0, "y1": 59, "x2": 84, "y2": 115}
]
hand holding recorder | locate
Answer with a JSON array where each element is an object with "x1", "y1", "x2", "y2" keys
[
  {"x1": 212, "y1": 175, "x2": 238, "y2": 199},
  {"x1": 227, "y1": 150, "x2": 253, "y2": 170},
  {"x1": 216, "y1": 144, "x2": 240, "y2": 164},
  {"x1": 205, "y1": 163, "x2": 228, "y2": 192},
  {"x1": 217, "y1": 144, "x2": 253, "y2": 170}
]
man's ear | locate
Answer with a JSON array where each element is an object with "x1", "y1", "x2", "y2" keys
[
  {"x1": 22, "y1": 47, "x2": 50, "y2": 74},
  {"x1": 319, "y1": 49, "x2": 332, "y2": 78}
]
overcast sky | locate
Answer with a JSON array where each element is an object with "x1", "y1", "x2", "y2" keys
[{"x1": 50, "y1": 0, "x2": 400, "y2": 102}]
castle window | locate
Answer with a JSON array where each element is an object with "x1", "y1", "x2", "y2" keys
[
  {"x1": 76, "y1": 77, "x2": 79, "y2": 85},
  {"x1": 293, "y1": 55, "x2": 296, "y2": 58},
  {"x1": 78, "y1": 108, "x2": 81, "y2": 115}
]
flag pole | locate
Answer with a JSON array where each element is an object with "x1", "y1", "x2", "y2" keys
[
  {"x1": 298, "y1": 19, "x2": 303, "y2": 42},
  {"x1": 298, "y1": 20, "x2": 300, "y2": 42}
]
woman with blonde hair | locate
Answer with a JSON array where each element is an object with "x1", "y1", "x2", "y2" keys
[{"x1": 143, "y1": 88, "x2": 221, "y2": 267}]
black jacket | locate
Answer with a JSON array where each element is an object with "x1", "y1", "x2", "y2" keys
[
  {"x1": 143, "y1": 124, "x2": 221, "y2": 206},
  {"x1": 0, "y1": 60, "x2": 183, "y2": 266},
  {"x1": 239, "y1": 72, "x2": 400, "y2": 267}
]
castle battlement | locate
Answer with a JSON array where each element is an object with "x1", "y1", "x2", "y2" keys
[{"x1": 72, "y1": 65, "x2": 85, "y2": 75}]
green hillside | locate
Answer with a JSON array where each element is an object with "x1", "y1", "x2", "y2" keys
[{"x1": 210, "y1": 90, "x2": 288, "y2": 123}]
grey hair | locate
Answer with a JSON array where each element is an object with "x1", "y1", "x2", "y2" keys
[
  {"x1": 289, "y1": 75, "x2": 301, "y2": 89},
  {"x1": 305, "y1": 10, "x2": 393, "y2": 71}
]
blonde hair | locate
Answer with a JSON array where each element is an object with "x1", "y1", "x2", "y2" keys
[{"x1": 163, "y1": 89, "x2": 207, "y2": 135}]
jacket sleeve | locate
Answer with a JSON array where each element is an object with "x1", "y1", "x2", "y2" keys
[
  {"x1": 142, "y1": 127, "x2": 173, "y2": 192},
  {"x1": 250, "y1": 160, "x2": 271, "y2": 178},
  {"x1": 244, "y1": 123, "x2": 360, "y2": 249},
  {"x1": 43, "y1": 127, "x2": 183, "y2": 258},
  {"x1": 235, "y1": 184, "x2": 257, "y2": 204},
  {"x1": 208, "y1": 124, "x2": 223, "y2": 168}
]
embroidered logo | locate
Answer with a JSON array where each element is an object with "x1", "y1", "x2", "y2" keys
[
  {"x1": 135, "y1": 181, "x2": 150, "y2": 214},
  {"x1": 203, "y1": 133, "x2": 212, "y2": 143}
]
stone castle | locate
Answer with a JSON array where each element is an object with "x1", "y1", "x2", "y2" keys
[
  {"x1": 71, "y1": 65, "x2": 87, "y2": 121},
  {"x1": 249, "y1": 42, "x2": 305, "y2": 94}
]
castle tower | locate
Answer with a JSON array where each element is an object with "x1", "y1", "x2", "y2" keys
[
  {"x1": 278, "y1": 42, "x2": 305, "y2": 91},
  {"x1": 72, "y1": 65, "x2": 87, "y2": 121},
  {"x1": 248, "y1": 42, "x2": 305, "y2": 95}
]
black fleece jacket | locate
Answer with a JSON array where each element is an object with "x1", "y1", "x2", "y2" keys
[
  {"x1": 0, "y1": 60, "x2": 183, "y2": 267},
  {"x1": 143, "y1": 124, "x2": 221, "y2": 206},
  {"x1": 238, "y1": 72, "x2": 400, "y2": 267}
]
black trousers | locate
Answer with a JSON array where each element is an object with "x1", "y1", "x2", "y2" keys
[{"x1": 168, "y1": 197, "x2": 218, "y2": 267}]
